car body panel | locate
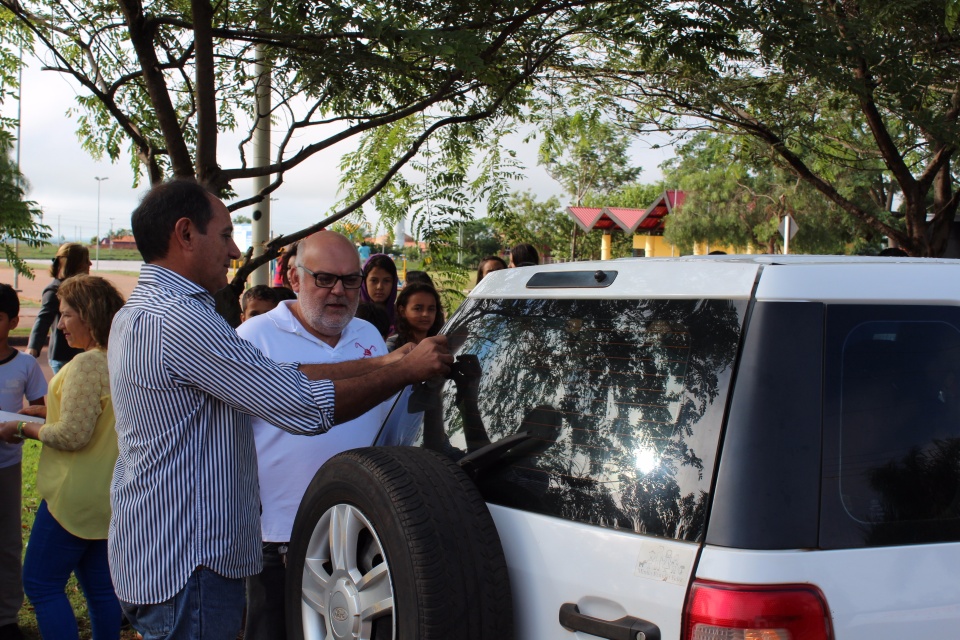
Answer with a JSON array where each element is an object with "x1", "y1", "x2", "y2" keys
[
  {"x1": 489, "y1": 504, "x2": 698, "y2": 640},
  {"x1": 696, "y1": 543, "x2": 960, "y2": 639},
  {"x1": 754, "y1": 261, "x2": 960, "y2": 303},
  {"x1": 355, "y1": 256, "x2": 960, "y2": 640},
  {"x1": 471, "y1": 260, "x2": 762, "y2": 300}
]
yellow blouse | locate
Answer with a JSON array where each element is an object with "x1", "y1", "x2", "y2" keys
[{"x1": 36, "y1": 348, "x2": 117, "y2": 540}]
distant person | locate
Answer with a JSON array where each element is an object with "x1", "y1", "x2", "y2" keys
[
  {"x1": 107, "y1": 179, "x2": 451, "y2": 640},
  {"x1": 240, "y1": 285, "x2": 278, "y2": 323},
  {"x1": 0, "y1": 284, "x2": 46, "y2": 640},
  {"x1": 509, "y1": 243, "x2": 539, "y2": 268},
  {"x1": 355, "y1": 301, "x2": 391, "y2": 340},
  {"x1": 404, "y1": 270, "x2": 434, "y2": 288},
  {"x1": 879, "y1": 247, "x2": 909, "y2": 257},
  {"x1": 27, "y1": 243, "x2": 91, "y2": 373},
  {"x1": 386, "y1": 283, "x2": 445, "y2": 352},
  {"x1": 1, "y1": 275, "x2": 125, "y2": 640},
  {"x1": 237, "y1": 231, "x2": 394, "y2": 640},
  {"x1": 272, "y1": 241, "x2": 300, "y2": 289},
  {"x1": 360, "y1": 253, "x2": 399, "y2": 334},
  {"x1": 476, "y1": 256, "x2": 507, "y2": 283}
]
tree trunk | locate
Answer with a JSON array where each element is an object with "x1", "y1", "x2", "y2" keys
[{"x1": 193, "y1": 0, "x2": 220, "y2": 189}]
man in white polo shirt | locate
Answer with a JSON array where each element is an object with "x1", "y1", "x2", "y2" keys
[{"x1": 237, "y1": 230, "x2": 394, "y2": 640}]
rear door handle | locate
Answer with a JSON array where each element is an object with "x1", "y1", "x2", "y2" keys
[{"x1": 559, "y1": 602, "x2": 661, "y2": 640}]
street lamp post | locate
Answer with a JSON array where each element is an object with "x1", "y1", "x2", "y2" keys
[{"x1": 95, "y1": 176, "x2": 108, "y2": 270}]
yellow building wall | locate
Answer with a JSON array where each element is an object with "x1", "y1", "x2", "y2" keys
[
  {"x1": 632, "y1": 235, "x2": 755, "y2": 256},
  {"x1": 633, "y1": 234, "x2": 677, "y2": 257}
]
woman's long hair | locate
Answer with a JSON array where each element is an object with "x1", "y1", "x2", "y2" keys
[
  {"x1": 360, "y1": 253, "x2": 399, "y2": 332},
  {"x1": 476, "y1": 255, "x2": 507, "y2": 283},
  {"x1": 57, "y1": 275, "x2": 125, "y2": 349},
  {"x1": 393, "y1": 282, "x2": 445, "y2": 349},
  {"x1": 50, "y1": 243, "x2": 90, "y2": 280}
]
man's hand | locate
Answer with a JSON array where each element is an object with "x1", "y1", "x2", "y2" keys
[
  {"x1": 19, "y1": 405, "x2": 47, "y2": 419},
  {"x1": 382, "y1": 342, "x2": 414, "y2": 365},
  {"x1": 398, "y1": 336, "x2": 454, "y2": 384},
  {"x1": 26, "y1": 349, "x2": 39, "y2": 358},
  {"x1": 330, "y1": 336, "x2": 453, "y2": 425},
  {"x1": 0, "y1": 422, "x2": 19, "y2": 444}
]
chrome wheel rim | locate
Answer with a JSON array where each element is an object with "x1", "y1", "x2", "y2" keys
[{"x1": 301, "y1": 504, "x2": 395, "y2": 640}]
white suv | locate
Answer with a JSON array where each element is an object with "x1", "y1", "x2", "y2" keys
[{"x1": 286, "y1": 256, "x2": 960, "y2": 640}]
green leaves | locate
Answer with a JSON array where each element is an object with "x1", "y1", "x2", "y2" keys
[
  {"x1": 0, "y1": 141, "x2": 51, "y2": 278},
  {"x1": 948, "y1": 0, "x2": 960, "y2": 30},
  {"x1": 662, "y1": 130, "x2": 876, "y2": 254}
]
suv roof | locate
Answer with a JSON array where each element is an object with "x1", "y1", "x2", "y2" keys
[{"x1": 471, "y1": 255, "x2": 960, "y2": 304}]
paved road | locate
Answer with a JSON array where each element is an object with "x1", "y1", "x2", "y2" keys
[
  {"x1": 25, "y1": 259, "x2": 144, "y2": 273},
  {"x1": 1, "y1": 263, "x2": 143, "y2": 383}
]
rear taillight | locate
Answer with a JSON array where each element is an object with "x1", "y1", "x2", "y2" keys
[{"x1": 683, "y1": 579, "x2": 833, "y2": 640}]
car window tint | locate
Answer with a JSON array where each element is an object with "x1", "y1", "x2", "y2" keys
[
  {"x1": 823, "y1": 306, "x2": 960, "y2": 548},
  {"x1": 379, "y1": 297, "x2": 744, "y2": 542}
]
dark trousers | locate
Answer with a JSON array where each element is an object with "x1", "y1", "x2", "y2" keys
[{"x1": 244, "y1": 542, "x2": 287, "y2": 640}]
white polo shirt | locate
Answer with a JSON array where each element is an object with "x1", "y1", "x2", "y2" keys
[{"x1": 237, "y1": 300, "x2": 392, "y2": 542}]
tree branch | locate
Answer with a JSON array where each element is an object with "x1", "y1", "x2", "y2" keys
[
  {"x1": 116, "y1": 0, "x2": 195, "y2": 180},
  {"x1": 192, "y1": 0, "x2": 219, "y2": 187}
]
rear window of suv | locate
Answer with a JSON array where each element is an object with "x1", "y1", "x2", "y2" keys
[
  {"x1": 376, "y1": 297, "x2": 746, "y2": 542},
  {"x1": 822, "y1": 304, "x2": 960, "y2": 548}
]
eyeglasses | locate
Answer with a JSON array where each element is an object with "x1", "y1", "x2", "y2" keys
[{"x1": 300, "y1": 266, "x2": 364, "y2": 289}]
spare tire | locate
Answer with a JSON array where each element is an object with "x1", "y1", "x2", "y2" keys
[{"x1": 285, "y1": 446, "x2": 514, "y2": 640}]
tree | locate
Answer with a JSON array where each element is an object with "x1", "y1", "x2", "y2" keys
[
  {"x1": 495, "y1": 190, "x2": 569, "y2": 260},
  {"x1": 0, "y1": 0, "x2": 654, "y2": 275},
  {"x1": 330, "y1": 219, "x2": 371, "y2": 246},
  {"x1": 0, "y1": 140, "x2": 49, "y2": 276},
  {"x1": 0, "y1": 15, "x2": 49, "y2": 276},
  {"x1": 662, "y1": 130, "x2": 873, "y2": 254},
  {"x1": 536, "y1": 106, "x2": 641, "y2": 258},
  {"x1": 566, "y1": 0, "x2": 960, "y2": 256},
  {"x1": 457, "y1": 219, "x2": 502, "y2": 269},
  {"x1": 538, "y1": 107, "x2": 641, "y2": 207}
]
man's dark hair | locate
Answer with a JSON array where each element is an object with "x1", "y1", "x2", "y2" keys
[
  {"x1": 510, "y1": 243, "x2": 540, "y2": 267},
  {"x1": 0, "y1": 284, "x2": 19, "y2": 319},
  {"x1": 242, "y1": 285, "x2": 277, "y2": 311},
  {"x1": 132, "y1": 179, "x2": 215, "y2": 263}
]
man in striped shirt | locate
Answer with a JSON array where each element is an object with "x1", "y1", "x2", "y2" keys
[{"x1": 108, "y1": 180, "x2": 452, "y2": 640}]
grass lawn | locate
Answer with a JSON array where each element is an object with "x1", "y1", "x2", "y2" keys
[
  {"x1": 17, "y1": 441, "x2": 139, "y2": 639},
  {"x1": 12, "y1": 244, "x2": 143, "y2": 263}
]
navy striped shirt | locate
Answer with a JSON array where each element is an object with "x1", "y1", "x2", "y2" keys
[{"x1": 107, "y1": 265, "x2": 335, "y2": 604}]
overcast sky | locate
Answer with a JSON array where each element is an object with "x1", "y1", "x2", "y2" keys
[{"x1": 10, "y1": 59, "x2": 675, "y2": 243}]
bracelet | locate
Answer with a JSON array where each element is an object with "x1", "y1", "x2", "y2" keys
[{"x1": 15, "y1": 422, "x2": 25, "y2": 440}]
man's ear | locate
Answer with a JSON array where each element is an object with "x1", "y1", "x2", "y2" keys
[
  {"x1": 290, "y1": 265, "x2": 302, "y2": 294},
  {"x1": 171, "y1": 218, "x2": 195, "y2": 252},
  {"x1": 8, "y1": 315, "x2": 19, "y2": 330}
]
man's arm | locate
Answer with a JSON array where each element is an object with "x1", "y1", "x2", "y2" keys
[
  {"x1": 330, "y1": 336, "x2": 452, "y2": 424},
  {"x1": 298, "y1": 343, "x2": 412, "y2": 381}
]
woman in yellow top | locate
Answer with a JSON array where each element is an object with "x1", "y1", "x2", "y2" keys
[{"x1": 0, "y1": 275, "x2": 125, "y2": 640}]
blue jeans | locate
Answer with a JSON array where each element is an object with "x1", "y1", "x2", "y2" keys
[
  {"x1": 244, "y1": 542, "x2": 288, "y2": 640},
  {"x1": 0, "y1": 463, "x2": 23, "y2": 627},
  {"x1": 23, "y1": 500, "x2": 121, "y2": 640},
  {"x1": 49, "y1": 359, "x2": 67, "y2": 374},
  {"x1": 120, "y1": 567, "x2": 244, "y2": 640}
]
